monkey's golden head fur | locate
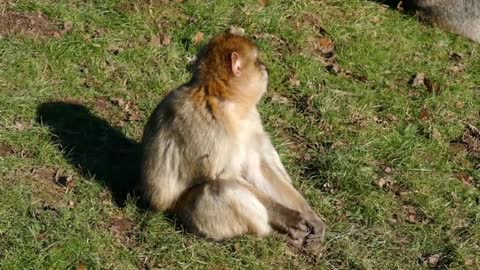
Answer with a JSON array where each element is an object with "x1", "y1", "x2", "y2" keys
[{"x1": 192, "y1": 32, "x2": 268, "y2": 104}]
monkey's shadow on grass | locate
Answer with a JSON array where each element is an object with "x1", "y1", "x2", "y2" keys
[{"x1": 36, "y1": 101, "x2": 143, "y2": 208}]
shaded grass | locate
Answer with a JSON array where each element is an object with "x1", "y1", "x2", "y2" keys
[{"x1": 0, "y1": 0, "x2": 479, "y2": 269}]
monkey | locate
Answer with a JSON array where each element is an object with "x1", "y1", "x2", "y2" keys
[
  {"x1": 140, "y1": 32, "x2": 326, "y2": 247},
  {"x1": 400, "y1": 0, "x2": 480, "y2": 42}
]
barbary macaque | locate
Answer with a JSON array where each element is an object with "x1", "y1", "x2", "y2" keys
[
  {"x1": 140, "y1": 32, "x2": 325, "y2": 247},
  {"x1": 403, "y1": 0, "x2": 480, "y2": 42}
]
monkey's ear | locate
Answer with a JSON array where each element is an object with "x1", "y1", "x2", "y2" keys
[{"x1": 231, "y1": 52, "x2": 242, "y2": 77}]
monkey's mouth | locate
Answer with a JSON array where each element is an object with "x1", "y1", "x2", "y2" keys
[{"x1": 261, "y1": 66, "x2": 268, "y2": 80}]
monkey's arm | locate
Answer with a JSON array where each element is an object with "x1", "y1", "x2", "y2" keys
[{"x1": 242, "y1": 134, "x2": 326, "y2": 242}]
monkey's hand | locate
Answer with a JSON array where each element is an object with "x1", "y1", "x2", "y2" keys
[
  {"x1": 269, "y1": 205, "x2": 310, "y2": 248},
  {"x1": 304, "y1": 216, "x2": 326, "y2": 245}
]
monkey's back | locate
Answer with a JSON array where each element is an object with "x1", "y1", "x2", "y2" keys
[{"x1": 140, "y1": 85, "x2": 233, "y2": 211}]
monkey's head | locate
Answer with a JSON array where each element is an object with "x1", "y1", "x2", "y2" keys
[{"x1": 194, "y1": 32, "x2": 268, "y2": 102}]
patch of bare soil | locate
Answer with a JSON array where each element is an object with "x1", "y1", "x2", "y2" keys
[
  {"x1": 0, "y1": 142, "x2": 14, "y2": 157},
  {"x1": 107, "y1": 215, "x2": 137, "y2": 246},
  {"x1": 3, "y1": 167, "x2": 74, "y2": 210},
  {"x1": 0, "y1": 142, "x2": 32, "y2": 158},
  {"x1": 0, "y1": 11, "x2": 62, "y2": 39}
]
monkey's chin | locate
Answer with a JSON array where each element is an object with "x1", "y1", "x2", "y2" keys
[{"x1": 259, "y1": 80, "x2": 268, "y2": 95}]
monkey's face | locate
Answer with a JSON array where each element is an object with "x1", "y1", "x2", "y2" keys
[{"x1": 240, "y1": 49, "x2": 268, "y2": 98}]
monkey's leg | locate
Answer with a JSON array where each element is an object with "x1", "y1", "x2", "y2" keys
[
  {"x1": 175, "y1": 180, "x2": 309, "y2": 246},
  {"x1": 245, "y1": 140, "x2": 327, "y2": 244},
  {"x1": 257, "y1": 167, "x2": 326, "y2": 244}
]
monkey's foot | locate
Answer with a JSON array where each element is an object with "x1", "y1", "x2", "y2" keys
[
  {"x1": 269, "y1": 205, "x2": 310, "y2": 247},
  {"x1": 283, "y1": 209, "x2": 310, "y2": 248},
  {"x1": 304, "y1": 218, "x2": 326, "y2": 245}
]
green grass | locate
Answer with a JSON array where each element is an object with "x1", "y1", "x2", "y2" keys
[{"x1": 1, "y1": 0, "x2": 479, "y2": 269}]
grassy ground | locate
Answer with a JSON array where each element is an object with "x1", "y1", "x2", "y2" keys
[{"x1": 1, "y1": 0, "x2": 479, "y2": 269}]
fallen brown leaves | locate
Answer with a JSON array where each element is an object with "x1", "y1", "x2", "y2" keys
[
  {"x1": 419, "y1": 253, "x2": 442, "y2": 268},
  {"x1": 229, "y1": 25, "x2": 245, "y2": 36},
  {"x1": 54, "y1": 169, "x2": 75, "y2": 194},
  {"x1": 419, "y1": 107, "x2": 430, "y2": 122},
  {"x1": 462, "y1": 124, "x2": 480, "y2": 158},
  {"x1": 376, "y1": 175, "x2": 409, "y2": 197},
  {"x1": 258, "y1": 0, "x2": 269, "y2": 8},
  {"x1": 310, "y1": 35, "x2": 367, "y2": 82},
  {"x1": 110, "y1": 97, "x2": 144, "y2": 123},
  {"x1": 149, "y1": 34, "x2": 172, "y2": 47},
  {"x1": 455, "y1": 171, "x2": 474, "y2": 186},
  {"x1": 76, "y1": 262, "x2": 87, "y2": 270},
  {"x1": 409, "y1": 73, "x2": 441, "y2": 94},
  {"x1": 93, "y1": 97, "x2": 144, "y2": 127},
  {"x1": 193, "y1": 31, "x2": 204, "y2": 45},
  {"x1": 403, "y1": 205, "x2": 431, "y2": 224},
  {"x1": 448, "y1": 52, "x2": 466, "y2": 74}
]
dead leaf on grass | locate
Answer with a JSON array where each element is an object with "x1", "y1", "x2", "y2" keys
[
  {"x1": 316, "y1": 37, "x2": 335, "y2": 58},
  {"x1": 403, "y1": 205, "x2": 430, "y2": 224},
  {"x1": 419, "y1": 107, "x2": 430, "y2": 121},
  {"x1": 424, "y1": 78, "x2": 441, "y2": 94},
  {"x1": 449, "y1": 52, "x2": 462, "y2": 62},
  {"x1": 289, "y1": 74, "x2": 301, "y2": 88},
  {"x1": 110, "y1": 97, "x2": 126, "y2": 107},
  {"x1": 126, "y1": 110, "x2": 143, "y2": 122},
  {"x1": 111, "y1": 98, "x2": 144, "y2": 123},
  {"x1": 410, "y1": 73, "x2": 426, "y2": 87},
  {"x1": 427, "y1": 254, "x2": 441, "y2": 267},
  {"x1": 54, "y1": 169, "x2": 75, "y2": 194},
  {"x1": 62, "y1": 21, "x2": 73, "y2": 34},
  {"x1": 431, "y1": 128, "x2": 442, "y2": 141},
  {"x1": 456, "y1": 171, "x2": 474, "y2": 186},
  {"x1": 409, "y1": 73, "x2": 441, "y2": 93},
  {"x1": 0, "y1": 142, "x2": 14, "y2": 157},
  {"x1": 462, "y1": 124, "x2": 480, "y2": 158},
  {"x1": 270, "y1": 93, "x2": 290, "y2": 105},
  {"x1": 32, "y1": 167, "x2": 57, "y2": 181},
  {"x1": 193, "y1": 31, "x2": 204, "y2": 45},
  {"x1": 149, "y1": 35, "x2": 161, "y2": 46},
  {"x1": 107, "y1": 44, "x2": 123, "y2": 55},
  {"x1": 377, "y1": 176, "x2": 405, "y2": 196},
  {"x1": 396, "y1": 1, "x2": 404, "y2": 11},
  {"x1": 150, "y1": 34, "x2": 171, "y2": 47},
  {"x1": 14, "y1": 119, "x2": 28, "y2": 131},
  {"x1": 325, "y1": 62, "x2": 341, "y2": 74},
  {"x1": 419, "y1": 253, "x2": 442, "y2": 268},
  {"x1": 370, "y1": 16, "x2": 382, "y2": 24},
  {"x1": 77, "y1": 262, "x2": 87, "y2": 270},
  {"x1": 449, "y1": 63, "x2": 465, "y2": 73},
  {"x1": 161, "y1": 34, "x2": 172, "y2": 46},
  {"x1": 229, "y1": 26, "x2": 245, "y2": 36}
]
